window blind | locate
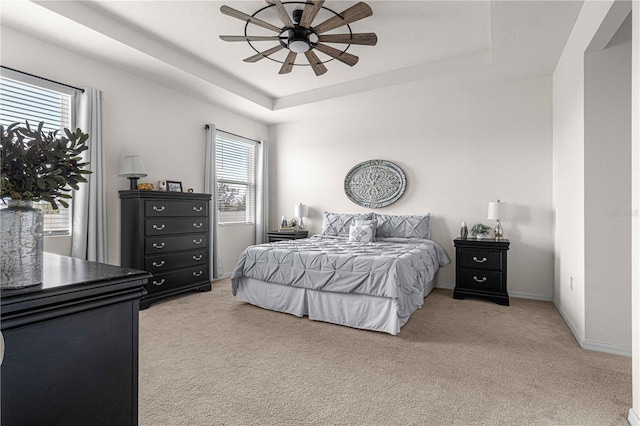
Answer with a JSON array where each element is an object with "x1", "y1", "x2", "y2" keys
[
  {"x1": 0, "y1": 75, "x2": 74, "y2": 235},
  {"x1": 215, "y1": 131, "x2": 257, "y2": 224}
]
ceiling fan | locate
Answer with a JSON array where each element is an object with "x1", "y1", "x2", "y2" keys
[{"x1": 219, "y1": 1, "x2": 378, "y2": 76}]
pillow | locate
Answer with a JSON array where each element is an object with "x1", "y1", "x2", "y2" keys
[
  {"x1": 374, "y1": 213, "x2": 431, "y2": 239},
  {"x1": 349, "y1": 224, "x2": 374, "y2": 242},
  {"x1": 322, "y1": 211, "x2": 373, "y2": 236},
  {"x1": 355, "y1": 219, "x2": 378, "y2": 241}
]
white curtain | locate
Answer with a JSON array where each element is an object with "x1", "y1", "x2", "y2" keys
[
  {"x1": 204, "y1": 124, "x2": 220, "y2": 279},
  {"x1": 71, "y1": 87, "x2": 108, "y2": 263},
  {"x1": 255, "y1": 139, "x2": 269, "y2": 244}
]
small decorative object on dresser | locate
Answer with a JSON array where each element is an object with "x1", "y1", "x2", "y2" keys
[
  {"x1": 470, "y1": 223, "x2": 491, "y2": 239},
  {"x1": 453, "y1": 237, "x2": 510, "y2": 305},
  {"x1": 460, "y1": 221, "x2": 468, "y2": 238},
  {"x1": 166, "y1": 180, "x2": 183, "y2": 192},
  {"x1": 120, "y1": 190, "x2": 212, "y2": 309}
]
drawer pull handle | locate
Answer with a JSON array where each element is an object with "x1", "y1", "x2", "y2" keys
[
  {"x1": 193, "y1": 222, "x2": 203, "y2": 228},
  {"x1": 153, "y1": 279, "x2": 165, "y2": 286},
  {"x1": 193, "y1": 206, "x2": 203, "y2": 212},
  {"x1": 153, "y1": 242, "x2": 165, "y2": 249},
  {"x1": 153, "y1": 206, "x2": 165, "y2": 212},
  {"x1": 153, "y1": 224, "x2": 166, "y2": 231},
  {"x1": 193, "y1": 255, "x2": 203, "y2": 261},
  {"x1": 473, "y1": 256, "x2": 487, "y2": 263},
  {"x1": 193, "y1": 239, "x2": 203, "y2": 245},
  {"x1": 473, "y1": 276, "x2": 487, "y2": 283},
  {"x1": 193, "y1": 271, "x2": 203, "y2": 277},
  {"x1": 152, "y1": 261, "x2": 165, "y2": 267}
]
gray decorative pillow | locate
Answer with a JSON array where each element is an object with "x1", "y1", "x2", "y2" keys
[
  {"x1": 355, "y1": 219, "x2": 378, "y2": 241},
  {"x1": 349, "y1": 224, "x2": 374, "y2": 242},
  {"x1": 374, "y1": 213, "x2": 431, "y2": 239},
  {"x1": 322, "y1": 212, "x2": 373, "y2": 236}
]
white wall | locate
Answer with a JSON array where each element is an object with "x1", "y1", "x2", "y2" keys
[
  {"x1": 553, "y1": 0, "x2": 633, "y2": 355},
  {"x1": 269, "y1": 76, "x2": 554, "y2": 298},
  {"x1": 1, "y1": 27, "x2": 269, "y2": 266},
  {"x1": 584, "y1": 13, "x2": 632, "y2": 351}
]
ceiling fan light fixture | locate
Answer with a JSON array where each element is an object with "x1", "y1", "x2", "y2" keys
[{"x1": 288, "y1": 39, "x2": 310, "y2": 53}]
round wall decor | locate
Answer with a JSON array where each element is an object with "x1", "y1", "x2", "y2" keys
[{"x1": 344, "y1": 160, "x2": 407, "y2": 208}]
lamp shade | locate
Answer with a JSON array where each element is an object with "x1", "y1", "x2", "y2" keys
[
  {"x1": 119, "y1": 155, "x2": 147, "y2": 178},
  {"x1": 294, "y1": 203, "x2": 308, "y2": 218},
  {"x1": 488, "y1": 201, "x2": 505, "y2": 220}
]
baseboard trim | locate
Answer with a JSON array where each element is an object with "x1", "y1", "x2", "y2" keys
[
  {"x1": 435, "y1": 285, "x2": 552, "y2": 302},
  {"x1": 582, "y1": 339, "x2": 631, "y2": 357},
  {"x1": 629, "y1": 408, "x2": 640, "y2": 426},
  {"x1": 509, "y1": 291, "x2": 552, "y2": 301},
  {"x1": 553, "y1": 299, "x2": 631, "y2": 357}
]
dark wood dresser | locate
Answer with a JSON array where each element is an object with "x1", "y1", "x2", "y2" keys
[
  {"x1": 120, "y1": 190, "x2": 212, "y2": 309},
  {"x1": 453, "y1": 237, "x2": 510, "y2": 305},
  {"x1": 1, "y1": 253, "x2": 150, "y2": 426}
]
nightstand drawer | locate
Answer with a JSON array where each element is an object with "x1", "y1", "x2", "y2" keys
[
  {"x1": 145, "y1": 218, "x2": 207, "y2": 236},
  {"x1": 458, "y1": 248, "x2": 503, "y2": 270},
  {"x1": 458, "y1": 269, "x2": 503, "y2": 292}
]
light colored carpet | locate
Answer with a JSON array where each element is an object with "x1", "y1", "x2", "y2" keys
[{"x1": 139, "y1": 279, "x2": 631, "y2": 425}]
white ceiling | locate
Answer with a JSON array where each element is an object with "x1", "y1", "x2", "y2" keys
[{"x1": 0, "y1": 0, "x2": 583, "y2": 124}]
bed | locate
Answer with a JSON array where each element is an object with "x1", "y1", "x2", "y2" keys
[{"x1": 230, "y1": 212, "x2": 450, "y2": 335}]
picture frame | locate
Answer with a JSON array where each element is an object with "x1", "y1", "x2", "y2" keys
[{"x1": 166, "y1": 180, "x2": 183, "y2": 192}]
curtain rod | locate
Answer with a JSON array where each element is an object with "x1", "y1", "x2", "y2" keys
[
  {"x1": 205, "y1": 125, "x2": 261, "y2": 144},
  {"x1": 0, "y1": 66, "x2": 85, "y2": 93}
]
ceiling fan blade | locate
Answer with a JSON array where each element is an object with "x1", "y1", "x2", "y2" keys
[
  {"x1": 279, "y1": 51, "x2": 297, "y2": 74},
  {"x1": 266, "y1": 0, "x2": 294, "y2": 28},
  {"x1": 220, "y1": 35, "x2": 282, "y2": 42},
  {"x1": 220, "y1": 5, "x2": 282, "y2": 33},
  {"x1": 304, "y1": 50, "x2": 328, "y2": 76},
  {"x1": 318, "y1": 33, "x2": 377, "y2": 46},
  {"x1": 314, "y1": 44, "x2": 358, "y2": 67},
  {"x1": 299, "y1": 0, "x2": 324, "y2": 28},
  {"x1": 244, "y1": 45, "x2": 285, "y2": 63},
  {"x1": 313, "y1": 2, "x2": 373, "y2": 35}
]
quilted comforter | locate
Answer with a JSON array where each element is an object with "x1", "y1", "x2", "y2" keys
[{"x1": 231, "y1": 235, "x2": 450, "y2": 316}]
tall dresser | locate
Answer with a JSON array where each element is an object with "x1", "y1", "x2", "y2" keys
[{"x1": 120, "y1": 190, "x2": 212, "y2": 309}]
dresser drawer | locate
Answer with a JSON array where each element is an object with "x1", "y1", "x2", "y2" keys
[
  {"x1": 145, "y1": 218, "x2": 207, "y2": 236},
  {"x1": 144, "y1": 249, "x2": 207, "y2": 272},
  {"x1": 145, "y1": 233, "x2": 207, "y2": 254},
  {"x1": 458, "y1": 248, "x2": 503, "y2": 270},
  {"x1": 458, "y1": 269, "x2": 503, "y2": 292},
  {"x1": 145, "y1": 200, "x2": 207, "y2": 217},
  {"x1": 147, "y1": 266, "x2": 209, "y2": 294}
]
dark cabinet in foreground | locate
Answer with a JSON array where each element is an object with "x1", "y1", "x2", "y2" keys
[
  {"x1": 1, "y1": 253, "x2": 150, "y2": 426},
  {"x1": 120, "y1": 190, "x2": 212, "y2": 309}
]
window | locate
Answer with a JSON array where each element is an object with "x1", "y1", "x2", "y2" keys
[
  {"x1": 215, "y1": 131, "x2": 256, "y2": 225},
  {"x1": 0, "y1": 71, "x2": 75, "y2": 235}
]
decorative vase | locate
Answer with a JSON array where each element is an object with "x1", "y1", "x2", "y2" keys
[
  {"x1": 460, "y1": 221, "x2": 468, "y2": 238},
  {"x1": 1, "y1": 200, "x2": 44, "y2": 288},
  {"x1": 476, "y1": 233, "x2": 484, "y2": 240}
]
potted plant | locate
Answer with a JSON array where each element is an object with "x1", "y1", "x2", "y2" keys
[
  {"x1": 1, "y1": 121, "x2": 91, "y2": 288},
  {"x1": 470, "y1": 223, "x2": 491, "y2": 239}
]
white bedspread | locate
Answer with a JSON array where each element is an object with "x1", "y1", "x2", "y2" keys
[{"x1": 231, "y1": 235, "x2": 449, "y2": 319}]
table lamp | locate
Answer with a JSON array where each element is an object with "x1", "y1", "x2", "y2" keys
[
  {"x1": 488, "y1": 199, "x2": 505, "y2": 240},
  {"x1": 294, "y1": 203, "x2": 308, "y2": 230},
  {"x1": 119, "y1": 155, "x2": 147, "y2": 189}
]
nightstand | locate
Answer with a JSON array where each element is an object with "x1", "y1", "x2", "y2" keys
[
  {"x1": 453, "y1": 237, "x2": 510, "y2": 306},
  {"x1": 267, "y1": 230, "x2": 309, "y2": 242}
]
